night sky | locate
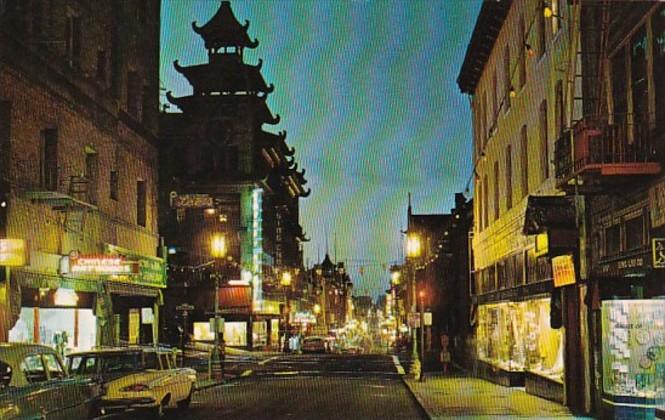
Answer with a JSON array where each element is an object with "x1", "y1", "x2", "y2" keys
[{"x1": 161, "y1": 0, "x2": 482, "y2": 297}]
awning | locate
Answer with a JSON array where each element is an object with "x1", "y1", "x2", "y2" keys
[
  {"x1": 105, "y1": 281, "x2": 161, "y2": 298},
  {"x1": 523, "y1": 196, "x2": 576, "y2": 235}
]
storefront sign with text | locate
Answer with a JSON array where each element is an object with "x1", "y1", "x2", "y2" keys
[
  {"x1": 653, "y1": 238, "x2": 665, "y2": 269},
  {"x1": 0, "y1": 239, "x2": 26, "y2": 267}
]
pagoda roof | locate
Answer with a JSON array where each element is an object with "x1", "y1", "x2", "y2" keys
[
  {"x1": 258, "y1": 130, "x2": 295, "y2": 157},
  {"x1": 173, "y1": 58, "x2": 273, "y2": 94},
  {"x1": 192, "y1": 1, "x2": 259, "y2": 50},
  {"x1": 165, "y1": 91, "x2": 280, "y2": 125}
]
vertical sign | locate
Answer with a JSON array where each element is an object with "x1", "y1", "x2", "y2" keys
[
  {"x1": 649, "y1": 182, "x2": 665, "y2": 228},
  {"x1": 653, "y1": 238, "x2": 665, "y2": 269}
]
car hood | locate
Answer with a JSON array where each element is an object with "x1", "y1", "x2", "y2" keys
[{"x1": 106, "y1": 368, "x2": 196, "y2": 393}]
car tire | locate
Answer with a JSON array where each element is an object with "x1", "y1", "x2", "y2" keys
[
  {"x1": 149, "y1": 396, "x2": 167, "y2": 418},
  {"x1": 177, "y1": 386, "x2": 193, "y2": 410}
]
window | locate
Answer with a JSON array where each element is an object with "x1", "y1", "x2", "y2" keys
[
  {"x1": 111, "y1": 29, "x2": 121, "y2": 97},
  {"x1": 65, "y1": 15, "x2": 81, "y2": 68},
  {"x1": 483, "y1": 175, "x2": 489, "y2": 228},
  {"x1": 519, "y1": 15, "x2": 526, "y2": 89},
  {"x1": 538, "y1": 0, "x2": 546, "y2": 56},
  {"x1": 85, "y1": 152, "x2": 98, "y2": 205},
  {"x1": 127, "y1": 71, "x2": 140, "y2": 117},
  {"x1": 42, "y1": 353, "x2": 65, "y2": 380},
  {"x1": 555, "y1": 80, "x2": 564, "y2": 139},
  {"x1": 137, "y1": 180, "x2": 146, "y2": 227},
  {"x1": 68, "y1": 356, "x2": 83, "y2": 373},
  {"x1": 41, "y1": 128, "x2": 58, "y2": 191},
  {"x1": 21, "y1": 354, "x2": 47, "y2": 383},
  {"x1": 96, "y1": 49, "x2": 107, "y2": 82},
  {"x1": 0, "y1": 361, "x2": 12, "y2": 390},
  {"x1": 539, "y1": 100, "x2": 549, "y2": 181},
  {"x1": 505, "y1": 145, "x2": 512, "y2": 210},
  {"x1": 625, "y1": 216, "x2": 645, "y2": 251},
  {"x1": 110, "y1": 170, "x2": 118, "y2": 201},
  {"x1": 504, "y1": 45, "x2": 511, "y2": 111},
  {"x1": 611, "y1": 48, "x2": 628, "y2": 116},
  {"x1": 630, "y1": 26, "x2": 648, "y2": 139},
  {"x1": 605, "y1": 225, "x2": 621, "y2": 256},
  {"x1": 551, "y1": 0, "x2": 561, "y2": 35},
  {"x1": 493, "y1": 160, "x2": 500, "y2": 220},
  {"x1": 520, "y1": 125, "x2": 529, "y2": 197},
  {"x1": 492, "y1": 71, "x2": 498, "y2": 121},
  {"x1": 653, "y1": 5, "x2": 665, "y2": 131}
]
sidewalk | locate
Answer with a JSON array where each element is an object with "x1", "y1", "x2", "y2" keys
[{"x1": 403, "y1": 373, "x2": 585, "y2": 419}]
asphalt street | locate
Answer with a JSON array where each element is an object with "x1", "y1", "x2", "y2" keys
[{"x1": 114, "y1": 353, "x2": 427, "y2": 420}]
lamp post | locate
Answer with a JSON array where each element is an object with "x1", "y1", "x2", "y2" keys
[
  {"x1": 419, "y1": 289, "x2": 425, "y2": 382},
  {"x1": 406, "y1": 233, "x2": 422, "y2": 379},
  {"x1": 281, "y1": 271, "x2": 292, "y2": 352},
  {"x1": 390, "y1": 266, "x2": 401, "y2": 350},
  {"x1": 209, "y1": 233, "x2": 226, "y2": 381}
]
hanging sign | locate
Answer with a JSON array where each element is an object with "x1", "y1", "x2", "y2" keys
[
  {"x1": 0, "y1": 239, "x2": 27, "y2": 267},
  {"x1": 171, "y1": 193, "x2": 214, "y2": 209},
  {"x1": 653, "y1": 238, "x2": 665, "y2": 269},
  {"x1": 649, "y1": 182, "x2": 665, "y2": 228},
  {"x1": 552, "y1": 254, "x2": 576, "y2": 287}
]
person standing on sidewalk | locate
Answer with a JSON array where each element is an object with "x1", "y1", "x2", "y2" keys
[{"x1": 439, "y1": 333, "x2": 451, "y2": 375}]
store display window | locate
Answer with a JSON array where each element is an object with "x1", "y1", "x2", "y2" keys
[
  {"x1": 224, "y1": 321, "x2": 247, "y2": 346},
  {"x1": 476, "y1": 302, "x2": 526, "y2": 371},
  {"x1": 525, "y1": 298, "x2": 564, "y2": 383},
  {"x1": 602, "y1": 300, "x2": 665, "y2": 400}
]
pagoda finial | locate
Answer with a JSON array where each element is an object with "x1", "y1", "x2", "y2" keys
[{"x1": 191, "y1": 0, "x2": 259, "y2": 51}]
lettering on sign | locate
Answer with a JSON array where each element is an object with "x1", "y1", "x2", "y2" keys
[
  {"x1": 69, "y1": 256, "x2": 139, "y2": 275},
  {"x1": 171, "y1": 193, "x2": 214, "y2": 209},
  {"x1": 0, "y1": 239, "x2": 27, "y2": 267},
  {"x1": 653, "y1": 238, "x2": 665, "y2": 269}
]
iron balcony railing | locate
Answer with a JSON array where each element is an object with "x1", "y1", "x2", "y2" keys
[{"x1": 555, "y1": 114, "x2": 661, "y2": 184}]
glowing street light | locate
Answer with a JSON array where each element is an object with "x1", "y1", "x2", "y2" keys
[
  {"x1": 281, "y1": 271, "x2": 292, "y2": 287},
  {"x1": 391, "y1": 270, "x2": 401, "y2": 285},
  {"x1": 313, "y1": 303, "x2": 321, "y2": 315},
  {"x1": 210, "y1": 234, "x2": 227, "y2": 259},
  {"x1": 406, "y1": 234, "x2": 422, "y2": 258}
]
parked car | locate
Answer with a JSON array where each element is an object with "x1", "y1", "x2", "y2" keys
[
  {"x1": 0, "y1": 343, "x2": 102, "y2": 420},
  {"x1": 301, "y1": 336, "x2": 327, "y2": 354},
  {"x1": 97, "y1": 347, "x2": 196, "y2": 417},
  {"x1": 66, "y1": 347, "x2": 144, "y2": 384}
]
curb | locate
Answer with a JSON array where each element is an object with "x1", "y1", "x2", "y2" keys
[{"x1": 400, "y1": 374, "x2": 433, "y2": 420}]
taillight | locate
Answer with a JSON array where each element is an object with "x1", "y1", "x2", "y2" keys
[{"x1": 120, "y1": 384, "x2": 150, "y2": 392}]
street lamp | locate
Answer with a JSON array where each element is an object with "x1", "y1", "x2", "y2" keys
[
  {"x1": 419, "y1": 289, "x2": 426, "y2": 382},
  {"x1": 209, "y1": 233, "x2": 226, "y2": 381},
  {"x1": 406, "y1": 233, "x2": 422, "y2": 379},
  {"x1": 281, "y1": 271, "x2": 292, "y2": 352}
]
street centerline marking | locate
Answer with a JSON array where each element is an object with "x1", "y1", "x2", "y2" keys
[
  {"x1": 392, "y1": 355, "x2": 406, "y2": 375},
  {"x1": 273, "y1": 371, "x2": 299, "y2": 375},
  {"x1": 241, "y1": 369, "x2": 253, "y2": 377}
]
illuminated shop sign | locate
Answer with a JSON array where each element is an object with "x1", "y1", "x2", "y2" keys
[
  {"x1": 551, "y1": 254, "x2": 576, "y2": 287},
  {"x1": 653, "y1": 238, "x2": 665, "y2": 269},
  {"x1": 54, "y1": 288, "x2": 78, "y2": 306},
  {"x1": 70, "y1": 255, "x2": 138, "y2": 275},
  {"x1": 0, "y1": 239, "x2": 27, "y2": 267}
]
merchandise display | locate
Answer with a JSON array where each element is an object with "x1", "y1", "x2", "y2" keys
[
  {"x1": 477, "y1": 298, "x2": 563, "y2": 380},
  {"x1": 602, "y1": 300, "x2": 665, "y2": 399}
]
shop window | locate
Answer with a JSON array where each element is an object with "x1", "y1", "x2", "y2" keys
[
  {"x1": 41, "y1": 128, "x2": 58, "y2": 191},
  {"x1": 65, "y1": 15, "x2": 81, "y2": 68},
  {"x1": 505, "y1": 145, "x2": 512, "y2": 210},
  {"x1": 539, "y1": 100, "x2": 549, "y2": 181},
  {"x1": 21, "y1": 354, "x2": 47, "y2": 383},
  {"x1": 520, "y1": 125, "x2": 529, "y2": 198},
  {"x1": 537, "y1": 0, "x2": 546, "y2": 56},
  {"x1": 625, "y1": 215, "x2": 645, "y2": 251},
  {"x1": 42, "y1": 353, "x2": 65, "y2": 380},
  {"x1": 653, "y1": 5, "x2": 665, "y2": 132},
  {"x1": 605, "y1": 224, "x2": 621, "y2": 256},
  {"x1": 136, "y1": 180, "x2": 146, "y2": 227}
]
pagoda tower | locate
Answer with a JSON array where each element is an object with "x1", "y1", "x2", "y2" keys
[{"x1": 160, "y1": 0, "x2": 309, "y2": 349}]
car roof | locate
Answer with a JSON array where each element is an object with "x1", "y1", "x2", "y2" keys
[
  {"x1": 0, "y1": 343, "x2": 58, "y2": 363},
  {"x1": 67, "y1": 346, "x2": 176, "y2": 357}
]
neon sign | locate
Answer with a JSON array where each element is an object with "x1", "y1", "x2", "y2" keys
[{"x1": 70, "y1": 256, "x2": 138, "y2": 275}]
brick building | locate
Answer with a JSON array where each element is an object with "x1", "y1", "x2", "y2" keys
[{"x1": 0, "y1": 0, "x2": 164, "y2": 350}]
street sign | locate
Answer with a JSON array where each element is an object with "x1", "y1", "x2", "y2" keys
[
  {"x1": 653, "y1": 238, "x2": 665, "y2": 269},
  {"x1": 176, "y1": 303, "x2": 195, "y2": 312},
  {"x1": 423, "y1": 312, "x2": 432, "y2": 326}
]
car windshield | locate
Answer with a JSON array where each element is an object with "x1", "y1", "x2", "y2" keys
[{"x1": 100, "y1": 353, "x2": 142, "y2": 373}]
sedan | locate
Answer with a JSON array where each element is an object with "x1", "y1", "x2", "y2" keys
[
  {"x1": 301, "y1": 336, "x2": 327, "y2": 354},
  {"x1": 0, "y1": 343, "x2": 101, "y2": 420}
]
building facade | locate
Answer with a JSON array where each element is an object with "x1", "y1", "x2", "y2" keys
[
  {"x1": 159, "y1": 1, "x2": 309, "y2": 350},
  {"x1": 458, "y1": 0, "x2": 590, "y2": 410},
  {"x1": 554, "y1": 2, "x2": 665, "y2": 417},
  {"x1": 0, "y1": 0, "x2": 164, "y2": 351}
]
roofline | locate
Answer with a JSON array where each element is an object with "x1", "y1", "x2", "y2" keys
[{"x1": 456, "y1": 0, "x2": 513, "y2": 95}]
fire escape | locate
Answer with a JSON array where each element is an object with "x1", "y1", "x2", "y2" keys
[{"x1": 554, "y1": 1, "x2": 662, "y2": 191}]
